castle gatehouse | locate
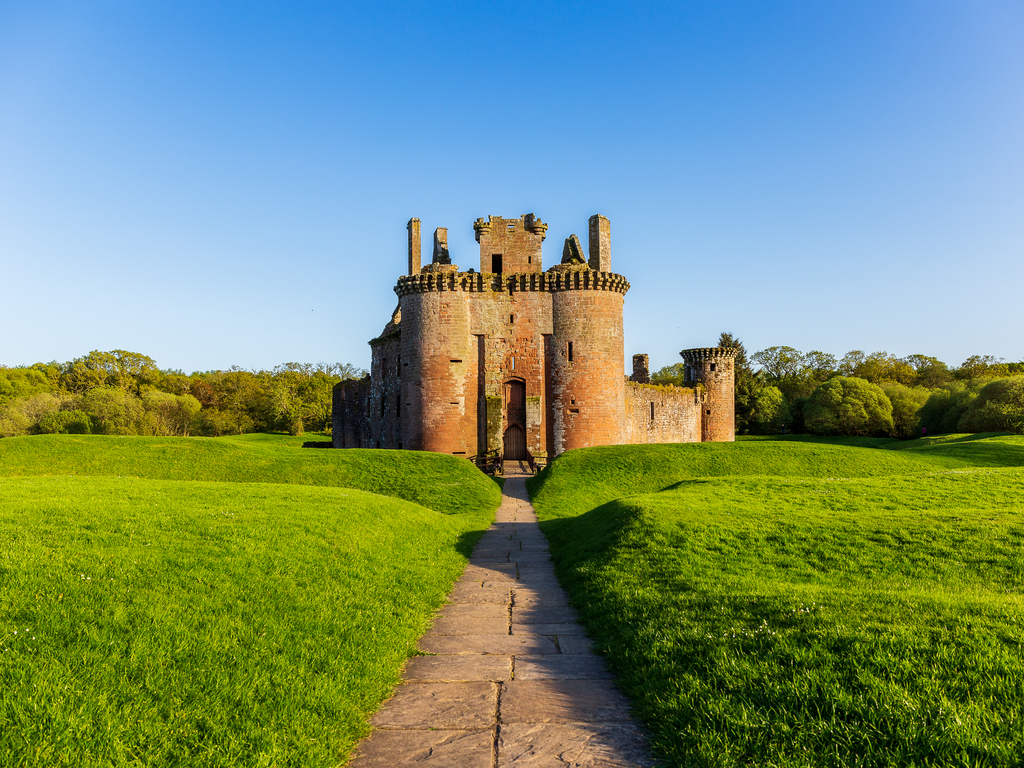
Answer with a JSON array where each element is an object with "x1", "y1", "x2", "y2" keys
[{"x1": 332, "y1": 214, "x2": 736, "y2": 460}]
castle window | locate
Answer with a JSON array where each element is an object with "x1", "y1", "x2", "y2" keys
[
  {"x1": 450, "y1": 359, "x2": 462, "y2": 363},
  {"x1": 706, "y1": 410, "x2": 712, "y2": 415},
  {"x1": 507, "y1": 223, "x2": 515, "y2": 231},
  {"x1": 710, "y1": 363, "x2": 717, "y2": 372},
  {"x1": 397, "y1": 355, "x2": 401, "y2": 376},
  {"x1": 492, "y1": 254, "x2": 503, "y2": 273},
  {"x1": 512, "y1": 357, "x2": 516, "y2": 370},
  {"x1": 528, "y1": 255, "x2": 532, "y2": 264},
  {"x1": 510, "y1": 314, "x2": 514, "y2": 324},
  {"x1": 567, "y1": 341, "x2": 574, "y2": 362},
  {"x1": 650, "y1": 402, "x2": 655, "y2": 420},
  {"x1": 569, "y1": 408, "x2": 579, "y2": 414}
]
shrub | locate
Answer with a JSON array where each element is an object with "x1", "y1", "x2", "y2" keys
[
  {"x1": 37, "y1": 410, "x2": 92, "y2": 435},
  {"x1": 805, "y1": 376, "x2": 894, "y2": 436},
  {"x1": 958, "y1": 378, "x2": 1024, "y2": 434},
  {"x1": 917, "y1": 380, "x2": 987, "y2": 435}
]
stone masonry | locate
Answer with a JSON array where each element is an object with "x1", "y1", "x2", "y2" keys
[{"x1": 333, "y1": 214, "x2": 735, "y2": 457}]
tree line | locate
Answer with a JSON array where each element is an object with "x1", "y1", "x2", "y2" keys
[
  {"x1": 0, "y1": 350, "x2": 365, "y2": 439},
  {"x1": 653, "y1": 334, "x2": 1024, "y2": 438}
]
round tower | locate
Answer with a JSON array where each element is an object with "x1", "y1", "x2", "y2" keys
[
  {"x1": 680, "y1": 347, "x2": 737, "y2": 442},
  {"x1": 547, "y1": 266, "x2": 630, "y2": 454},
  {"x1": 396, "y1": 264, "x2": 473, "y2": 454}
]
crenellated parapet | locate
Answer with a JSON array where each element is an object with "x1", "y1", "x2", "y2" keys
[
  {"x1": 395, "y1": 269, "x2": 630, "y2": 297},
  {"x1": 680, "y1": 347, "x2": 739, "y2": 363}
]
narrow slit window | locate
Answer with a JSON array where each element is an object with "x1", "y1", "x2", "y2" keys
[
  {"x1": 510, "y1": 314, "x2": 514, "y2": 324},
  {"x1": 450, "y1": 359, "x2": 462, "y2": 363},
  {"x1": 397, "y1": 355, "x2": 401, "y2": 375},
  {"x1": 710, "y1": 363, "x2": 717, "y2": 372},
  {"x1": 650, "y1": 402, "x2": 655, "y2": 420},
  {"x1": 512, "y1": 356, "x2": 516, "y2": 370},
  {"x1": 567, "y1": 341, "x2": 574, "y2": 362}
]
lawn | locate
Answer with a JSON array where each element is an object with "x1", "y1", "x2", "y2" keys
[
  {"x1": 0, "y1": 434, "x2": 500, "y2": 767},
  {"x1": 528, "y1": 434, "x2": 1024, "y2": 767}
]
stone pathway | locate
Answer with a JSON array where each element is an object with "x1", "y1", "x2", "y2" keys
[{"x1": 350, "y1": 465, "x2": 656, "y2": 767}]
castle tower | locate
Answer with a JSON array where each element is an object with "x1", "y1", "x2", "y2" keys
[
  {"x1": 473, "y1": 214, "x2": 547, "y2": 274},
  {"x1": 680, "y1": 347, "x2": 737, "y2": 441},
  {"x1": 547, "y1": 222, "x2": 629, "y2": 454}
]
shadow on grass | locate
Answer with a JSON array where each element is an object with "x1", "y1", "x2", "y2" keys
[{"x1": 455, "y1": 528, "x2": 487, "y2": 559}]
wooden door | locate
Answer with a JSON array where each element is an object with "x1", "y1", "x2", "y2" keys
[{"x1": 503, "y1": 424, "x2": 527, "y2": 460}]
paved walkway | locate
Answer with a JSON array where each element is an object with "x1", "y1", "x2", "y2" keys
[{"x1": 350, "y1": 466, "x2": 655, "y2": 767}]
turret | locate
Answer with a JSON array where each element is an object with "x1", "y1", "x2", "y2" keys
[{"x1": 680, "y1": 347, "x2": 737, "y2": 441}]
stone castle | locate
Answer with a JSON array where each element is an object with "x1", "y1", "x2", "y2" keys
[{"x1": 332, "y1": 214, "x2": 736, "y2": 460}]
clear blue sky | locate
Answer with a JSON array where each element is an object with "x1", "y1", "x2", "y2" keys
[{"x1": 2, "y1": 1, "x2": 1021, "y2": 375}]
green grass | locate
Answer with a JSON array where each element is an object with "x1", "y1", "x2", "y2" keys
[
  {"x1": 528, "y1": 435, "x2": 1024, "y2": 767},
  {"x1": 0, "y1": 433, "x2": 500, "y2": 515},
  {"x1": 0, "y1": 435, "x2": 500, "y2": 767}
]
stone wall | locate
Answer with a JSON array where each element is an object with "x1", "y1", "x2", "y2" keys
[
  {"x1": 623, "y1": 382, "x2": 702, "y2": 445},
  {"x1": 332, "y1": 377, "x2": 370, "y2": 448},
  {"x1": 681, "y1": 347, "x2": 737, "y2": 442}
]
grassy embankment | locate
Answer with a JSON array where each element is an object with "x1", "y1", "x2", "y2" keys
[
  {"x1": 528, "y1": 435, "x2": 1024, "y2": 767},
  {"x1": 0, "y1": 434, "x2": 501, "y2": 767}
]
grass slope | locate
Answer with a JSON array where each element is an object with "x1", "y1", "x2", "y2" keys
[
  {"x1": 0, "y1": 433, "x2": 500, "y2": 515},
  {"x1": 528, "y1": 435, "x2": 1024, "y2": 767},
  {"x1": 0, "y1": 435, "x2": 499, "y2": 767}
]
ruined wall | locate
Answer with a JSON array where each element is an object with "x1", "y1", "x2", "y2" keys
[
  {"x1": 331, "y1": 377, "x2": 370, "y2": 448},
  {"x1": 624, "y1": 382, "x2": 702, "y2": 445},
  {"x1": 368, "y1": 332, "x2": 401, "y2": 448}
]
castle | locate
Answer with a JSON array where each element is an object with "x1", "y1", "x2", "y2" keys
[{"x1": 332, "y1": 214, "x2": 737, "y2": 461}]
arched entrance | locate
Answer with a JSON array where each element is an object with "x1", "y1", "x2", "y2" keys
[
  {"x1": 503, "y1": 424, "x2": 527, "y2": 460},
  {"x1": 502, "y1": 379, "x2": 527, "y2": 459}
]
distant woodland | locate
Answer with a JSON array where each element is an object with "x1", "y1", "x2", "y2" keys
[
  {"x1": 0, "y1": 350, "x2": 364, "y2": 438},
  {"x1": 654, "y1": 334, "x2": 1024, "y2": 438},
  {"x1": 3, "y1": 340, "x2": 1023, "y2": 440}
]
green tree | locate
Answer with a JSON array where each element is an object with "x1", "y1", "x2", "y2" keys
[
  {"x1": 751, "y1": 386, "x2": 790, "y2": 434},
  {"x1": 82, "y1": 387, "x2": 145, "y2": 435},
  {"x1": 719, "y1": 332, "x2": 762, "y2": 434},
  {"x1": 957, "y1": 378, "x2": 1024, "y2": 434},
  {"x1": 917, "y1": 380, "x2": 987, "y2": 434},
  {"x1": 651, "y1": 363, "x2": 686, "y2": 387},
  {"x1": 880, "y1": 382, "x2": 931, "y2": 439},
  {"x1": 904, "y1": 354, "x2": 951, "y2": 388},
  {"x1": 805, "y1": 377, "x2": 894, "y2": 436}
]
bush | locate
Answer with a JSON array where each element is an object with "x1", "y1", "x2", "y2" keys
[
  {"x1": 917, "y1": 380, "x2": 987, "y2": 435},
  {"x1": 805, "y1": 376, "x2": 894, "y2": 436},
  {"x1": 37, "y1": 410, "x2": 92, "y2": 435},
  {"x1": 958, "y1": 378, "x2": 1024, "y2": 434}
]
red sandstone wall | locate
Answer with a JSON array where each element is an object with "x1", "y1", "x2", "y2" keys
[
  {"x1": 681, "y1": 349, "x2": 736, "y2": 442},
  {"x1": 547, "y1": 273, "x2": 626, "y2": 454},
  {"x1": 623, "y1": 382, "x2": 702, "y2": 444}
]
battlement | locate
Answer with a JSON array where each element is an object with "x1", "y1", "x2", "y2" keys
[
  {"x1": 394, "y1": 269, "x2": 630, "y2": 297},
  {"x1": 680, "y1": 347, "x2": 739, "y2": 362}
]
